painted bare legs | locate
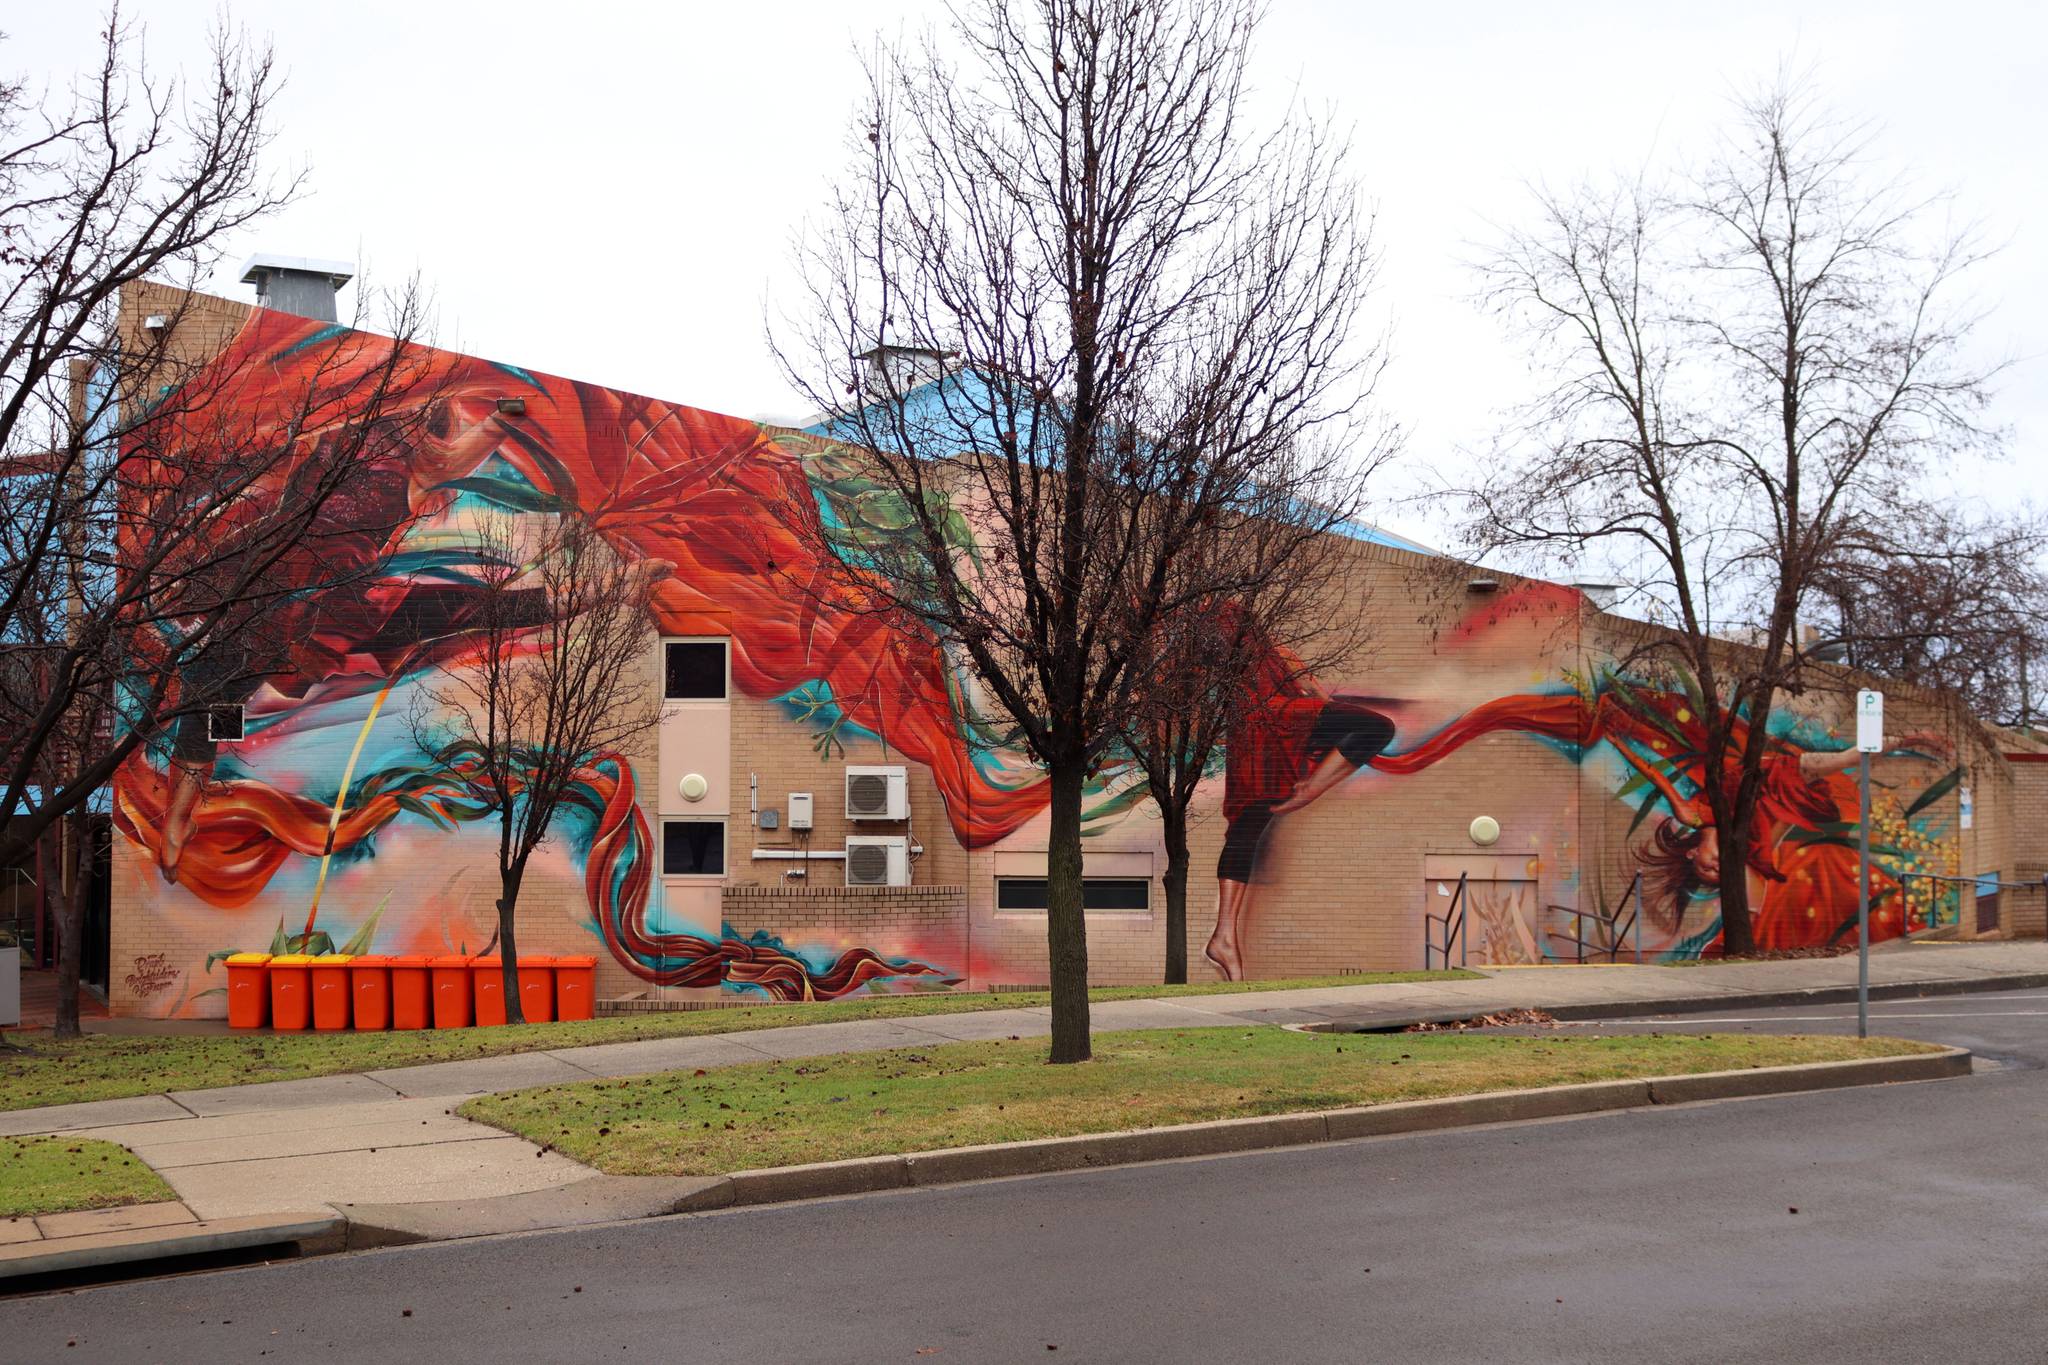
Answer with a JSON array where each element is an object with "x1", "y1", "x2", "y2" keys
[
  {"x1": 1207, "y1": 723, "x2": 1393, "y2": 980},
  {"x1": 1205, "y1": 877, "x2": 1255, "y2": 980}
]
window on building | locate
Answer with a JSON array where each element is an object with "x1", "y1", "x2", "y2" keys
[
  {"x1": 661, "y1": 819, "x2": 726, "y2": 876},
  {"x1": 207, "y1": 704, "x2": 245, "y2": 743},
  {"x1": 664, "y1": 641, "x2": 727, "y2": 700},
  {"x1": 996, "y1": 877, "x2": 1150, "y2": 912}
]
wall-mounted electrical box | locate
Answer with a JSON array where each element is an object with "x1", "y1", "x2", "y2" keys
[
  {"x1": 760, "y1": 809, "x2": 780, "y2": 830},
  {"x1": 787, "y1": 792, "x2": 814, "y2": 830}
]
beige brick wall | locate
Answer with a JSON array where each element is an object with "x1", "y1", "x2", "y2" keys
[{"x1": 2005, "y1": 757, "x2": 2048, "y2": 937}]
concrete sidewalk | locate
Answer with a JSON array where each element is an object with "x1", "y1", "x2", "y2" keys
[{"x1": 4, "y1": 939, "x2": 2044, "y2": 1231}]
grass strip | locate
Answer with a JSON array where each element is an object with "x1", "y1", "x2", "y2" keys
[
  {"x1": 0, "y1": 1136, "x2": 177, "y2": 1220},
  {"x1": 458, "y1": 1026, "x2": 1933, "y2": 1176},
  {"x1": 0, "y1": 969, "x2": 1476, "y2": 1112}
]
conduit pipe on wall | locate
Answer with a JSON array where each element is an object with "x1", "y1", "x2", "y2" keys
[{"x1": 750, "y1": 850, "x2": 848, "y2": 861}]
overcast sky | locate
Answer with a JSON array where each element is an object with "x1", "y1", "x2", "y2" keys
[{"x1": 12, "y1": 1, "x2": 2044, "y2": 546}]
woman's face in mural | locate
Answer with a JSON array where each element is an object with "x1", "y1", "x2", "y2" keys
[{"x1": 1685, "y1": 825, "x2": 1722, "y2": 885}]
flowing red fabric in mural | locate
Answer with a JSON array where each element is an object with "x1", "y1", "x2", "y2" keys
[{"x1": 128, "y1": 311, "x2": 1049, "y2": 844}]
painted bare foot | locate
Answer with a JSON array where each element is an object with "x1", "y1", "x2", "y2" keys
[
  {"x1": 159, "y1": 764, "x2": 208, "y2": 884},
  {"x1": 1205, "y1": 928, "x2": 1244, "y2": 981}
]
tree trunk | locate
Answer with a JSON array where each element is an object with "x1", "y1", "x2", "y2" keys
[
  {"x1": 1161, "y1": 801, "x2": 1190, "y2": 985},
  {"x1": 52, "y1": 812, "x2": 89, "y2": 1040},
  {"x1": 1713, "y1": 805, "x2": 1759, "y2": 957},
  {"x1": 497, "y1": 861, "x2": 527, "y2": 1026},
  {"x1": 1044, "y1": 757, "x2": 1092, "y2": 1063}
]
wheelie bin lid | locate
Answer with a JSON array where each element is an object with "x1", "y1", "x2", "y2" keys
[
  {"x1": 388, "y1": 954, "x2": 434, "y2": 968},
  {"x1": 467, "y1": 955, "x2": 503, "y2": 969},
  {"x1": 554, "y1": 955, "x2": 598, "y2": 967},
  {"x1": 348, "y1": 955, "x2": 393, "y2": 968},
  {"x1": 428, "y1": 954, "x2": 474, "y2": 967},
  {"x1": 225, "y1": 952, "x2": 272, "y2": 966},
  {"x1": 269, "y1": 953, "x2": 317, "y2": 966},
  {"x1": 310, "y1": 954, "x2": 354, "y2": 966}
]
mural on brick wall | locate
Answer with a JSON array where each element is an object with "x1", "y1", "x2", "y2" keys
[
  {"x1": 109, "y1": 311, "x2": 1963, "y2": 1014},
  {"x1": 1133, "y1": 588, "x2": 1963, "y2": 975}
]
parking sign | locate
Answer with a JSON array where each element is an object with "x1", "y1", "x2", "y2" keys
[{"x1": 1856, "y1": 690, "x2": 1883, "y2": 753}]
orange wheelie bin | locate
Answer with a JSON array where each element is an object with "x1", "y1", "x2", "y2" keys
[
  {"x1": 349, "y1": 955, "x2": 393, "y2": 1031},
  {"x1": 389, "y1": 954, "x2": 433, "y2": 1030},
  {"x1": 517, "y1": 955, "x2": 556, "y2": 1023},
  {"x1": 226, "y1": 953, "x2": 272, "y2": 1029},
  {"x1": 310, "y1": 954, "x2": 355, "y2": 1031},
  {"x1": 470, "y1": 956, "x2": 506, "y2": 1026},
  {"x1": 430, "y1": 954, "x2": 475, "y2": 1028},
  {"x1": 268, "y1": 954, "x2": 315, "y2": 1031},
  {"x1": 554, "y1": 954, "x2": 597, "y2": 1021}
]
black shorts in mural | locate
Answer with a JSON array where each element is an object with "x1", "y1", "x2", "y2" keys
[{"x1": 1217, "y1": 700, "x2": 1394, "y2": 882}]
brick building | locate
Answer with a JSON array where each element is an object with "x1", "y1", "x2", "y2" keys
[{"x1": 97, "y1": 274, "x2": 2048, "y2": 1018}]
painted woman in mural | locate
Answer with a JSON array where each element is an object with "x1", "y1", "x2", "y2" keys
[
  {"x1": 1630, "y1": 729, "x2": 1957, "y2": 951},
  {"x1": 1203, "y1": 643, "x2": 1396, "y2": 979},
  {"x1": 1199, "y1": 632, "x2": 1967, "y2": 971}
]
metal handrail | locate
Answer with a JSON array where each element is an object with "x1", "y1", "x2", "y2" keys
[
  {"x1": 1544, "y1": 872, "x2": 1645, "y2": 964},
  {"x1": 1895, "y1": 871, "x2": 2048, "y2": 895},
  {"x1": 1425, "y1": 872, "x2": 1468, "y2": 970},
  {"x1": 1896, "y1": 871, "x2": 2048, "y2": 939}
]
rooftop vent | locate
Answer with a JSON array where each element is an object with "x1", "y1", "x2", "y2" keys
[
  {"x1": 1571, "y1": 580, "x2": 1622, "y2": 611},
  {"x1": 855, "y1": 341, "x2": 952, "y2": 398},
  {"x1": 238, "y1": 254, "x2": 355, "y2": 323}
]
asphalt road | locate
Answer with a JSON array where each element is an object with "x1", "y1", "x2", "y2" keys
[{"x1": 9, "y1": 991, "x2": 2048, "y2": 1363}]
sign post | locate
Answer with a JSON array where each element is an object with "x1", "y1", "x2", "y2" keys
[{"x1": 1855, "y1": 690, "x2": 1884, "y2": 1039}]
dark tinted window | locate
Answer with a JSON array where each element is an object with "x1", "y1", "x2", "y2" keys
[
  {"x1": 662, "y1": 820, "x2": 725, "y2": 876},
  {"x1": 664, "y1": 641, "x2": 727, "y2": 699},
  {"x1": 996, "y1": 878, "x2": 1149, "y2": 911}
]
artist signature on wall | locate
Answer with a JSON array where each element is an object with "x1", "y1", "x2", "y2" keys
[{"x1": 124, "y1": 953, "x2": 180, "y2": 998}]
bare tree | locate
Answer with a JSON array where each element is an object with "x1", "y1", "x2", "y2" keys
[
  {"x1": 1812, "y1": 504, "x2": 2047, "y2": 729},
  {"x1": 1460, "y1": 74, "x2": 2002, "y2": 955},
  {"x1": 6, "y1": 290, "x2": 441, "y2": 1038},
  {"x1": 777, "y1": 0, "x2": 1382, "y2": 1060},
  {"x1": 411, "y1": 509, "x2": 659, "y2": 1025},
  {"x1": 1, "y1": 7, "x2": 290, "y2": 857},
  {"x1": 0, "y1": 13, "x2": 455, "y2": 1033},
  {"x1": 1117, "y1": 473, "x2": 1376, "y2": 983}
]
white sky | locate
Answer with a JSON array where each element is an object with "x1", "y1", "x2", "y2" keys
[{"x1": 11, "y1": 1, "x2": 2045, "y2": 547}]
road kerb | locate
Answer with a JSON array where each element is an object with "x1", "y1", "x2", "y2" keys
[
  {"x1": 901, "y1": 1111, "x2": 1333, "y2": 1189},
  {"x1": 726, "y1": 1156, "x2": 907, "y2": 1204},
  {"x1": 1323, "y1": 1079, "x2": 1653, "y2": 1139},
  {"x1": 1644, "y1": 1047, "x2": 1972, "y2": 1104}
]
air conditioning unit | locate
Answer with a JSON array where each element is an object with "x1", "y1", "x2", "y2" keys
[
  {"x1": 844, "y1": 836, "x2": 911, "y2": 887},
  {"x1": 844, "y1": 764, "x2": 909, "y2": 820}
]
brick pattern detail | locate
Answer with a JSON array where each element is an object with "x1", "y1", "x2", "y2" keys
[{"x1": 722, "y1": 884, "x2": 970, "y2": 983}]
